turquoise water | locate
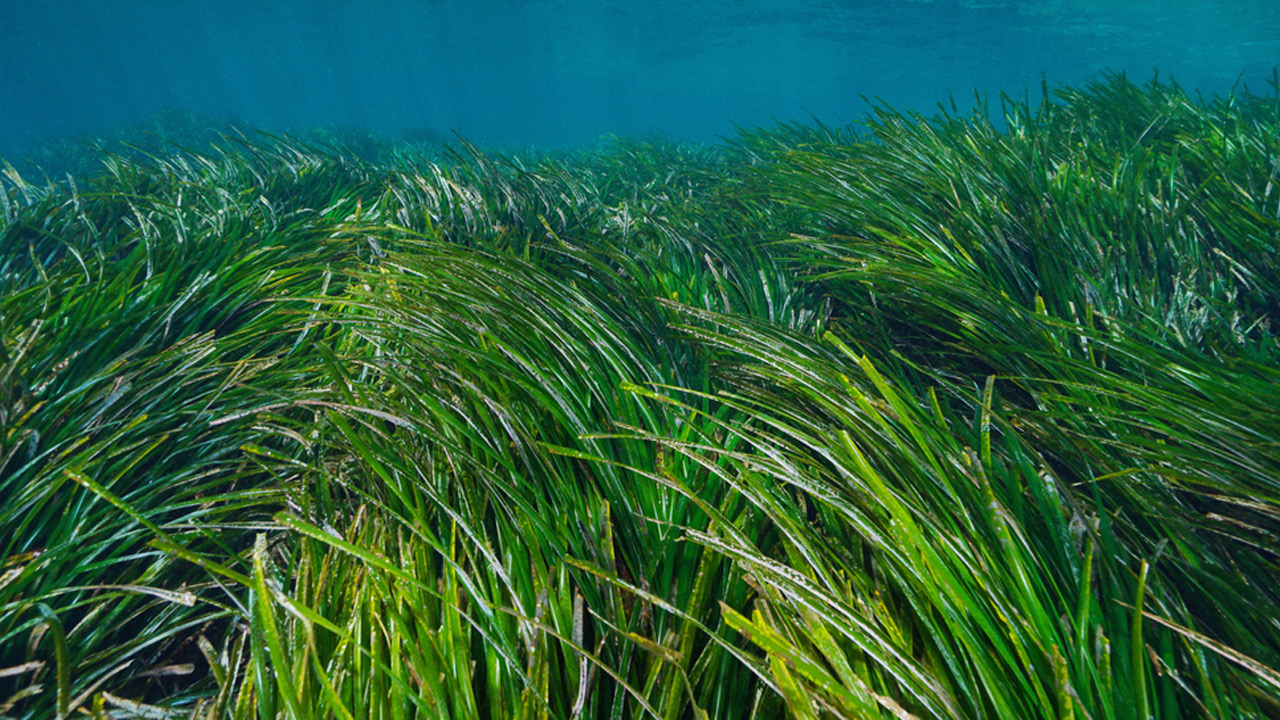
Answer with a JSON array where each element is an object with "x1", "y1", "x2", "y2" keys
[{"x1": 2, "y1": 0, "x2": 1278, "y2": 157}]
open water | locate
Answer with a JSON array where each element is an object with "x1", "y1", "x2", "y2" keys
[{"x1": 2, "y1": 0, "x2": 1278, "y2": 158}]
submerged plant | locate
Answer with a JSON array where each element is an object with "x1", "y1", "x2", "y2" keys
[{"x1": 1, "y1": 72, "x2": 1278, "y2": 718}]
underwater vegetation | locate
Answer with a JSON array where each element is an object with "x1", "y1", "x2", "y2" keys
[{"x1": 1, "y1": 71, "x2": 1279, "y2": 718}]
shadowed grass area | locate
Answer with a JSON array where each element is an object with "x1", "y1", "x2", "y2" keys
[{"x1": 2, "y1": 72, "x2": 1279, "y2": 718}]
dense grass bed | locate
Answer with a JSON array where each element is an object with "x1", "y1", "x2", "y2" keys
[{"x1": 2, "y1": 73, "x2": 1279, "y2": 719}]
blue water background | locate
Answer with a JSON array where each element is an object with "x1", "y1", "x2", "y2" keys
[{"x1": 2, "y1": 0, "x2": 1278, "y2": 159}]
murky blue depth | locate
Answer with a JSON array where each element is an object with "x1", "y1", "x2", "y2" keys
[{"x1": 2, "y1": 0, "x2": 1278, "y2": 158}]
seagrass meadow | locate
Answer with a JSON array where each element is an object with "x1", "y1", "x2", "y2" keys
[{"x1": 2, "y1": 73, "x2": 1280, "y2": 719}]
